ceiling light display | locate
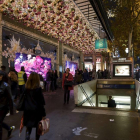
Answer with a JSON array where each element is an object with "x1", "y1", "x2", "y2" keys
[{"x1": 0, "y1": 0, "x2": 99, "y2": 54}]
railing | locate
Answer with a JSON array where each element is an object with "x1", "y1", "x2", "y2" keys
[{"x1": 78, "y1": 84, "x2": 95, "y2": 107}]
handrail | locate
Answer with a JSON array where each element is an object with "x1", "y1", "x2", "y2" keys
[{"x1": 78, "y1": 84, "x2": 95, "y2": 107}]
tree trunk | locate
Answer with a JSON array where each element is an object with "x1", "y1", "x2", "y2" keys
[{"x1": 128, "y1": 29, "x2": 133, "y2": 57}]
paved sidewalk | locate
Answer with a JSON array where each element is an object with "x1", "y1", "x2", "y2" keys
[{"x1": 2, "y1": 89, "x2": 140, "y2": 140}]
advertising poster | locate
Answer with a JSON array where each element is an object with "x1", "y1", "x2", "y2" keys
[{"x1": 115, "y1": 65, "x2": 130, "y2": 76}]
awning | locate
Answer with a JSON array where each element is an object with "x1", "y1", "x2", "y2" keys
[{"x1": 73, "y1": 0, "x2": 114, "y2": 41}]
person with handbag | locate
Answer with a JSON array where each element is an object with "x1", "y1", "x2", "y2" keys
[
  {"x1": 62, "y1": 68, "x2": 73, "y2": 105},
  {"x1": 22, "y1": 72, "x2": 46, "y2": 140}
]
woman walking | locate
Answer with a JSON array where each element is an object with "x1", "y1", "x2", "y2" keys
[
  {"x1": 62, "y1": 68, "x2": 73, "y2": 104},
  {"x1": 23, "y1": 72, "x2": 46, "y2": 140},
  {"x1": 9, "y1": 71, "x2": 18, "y2": 103}
]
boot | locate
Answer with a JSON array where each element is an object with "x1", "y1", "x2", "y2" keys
[{"x1": 25, "y1": 132, "x2": 30, "y2": 140}]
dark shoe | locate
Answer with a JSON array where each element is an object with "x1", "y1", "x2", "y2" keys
[
  {"x1": 8, "y1": 126, "x2": 15, "y2": 137},
  {"x1": 26, "y1": 132, "x2": 30, "y2": 140}
]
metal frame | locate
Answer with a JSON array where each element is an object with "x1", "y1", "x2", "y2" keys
[{"x1": 73, "y1": 0, "x2": 114, "y2": 40}]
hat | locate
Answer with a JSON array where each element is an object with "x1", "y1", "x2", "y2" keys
[{"x1": 0, "y1": 70, "x2": 5, "y2": 76}]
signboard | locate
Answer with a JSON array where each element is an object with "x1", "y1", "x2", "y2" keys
[
  {"x1": 95, "y1": 38, "x2": 108, "y2": 50},
  {"x1": 97, "y1": 84, "x2": 135, "y2": 89}
]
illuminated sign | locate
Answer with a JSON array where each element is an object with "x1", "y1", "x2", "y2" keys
[
  {"x1": 95, "y1": 38, "x2": 108, "y2": 50},
  {"x1": 97, "y1": 84, "x2": 135, "y2": 89}
]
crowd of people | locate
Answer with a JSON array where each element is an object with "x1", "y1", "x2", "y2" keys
[
  {"x1": 0, "y1": 65, "x2": 111, "y2": 140},
  {"x1": 0, "y1": 65, "x2": 46, "y2": 140},
  {"x1": 74, "y1": 69, "x2": 110, "y2": 84}
]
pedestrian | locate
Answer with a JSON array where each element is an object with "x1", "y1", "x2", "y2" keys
[
  {"x1": 0, "y1": 70, "x2": 14, "y2": 140},
  {"x1": 62, "y1": 68, "x2": 73, "y2": 104},
  {"x1": 23, "y1": 72, "x2": 46, "y2": 140},
  {"x1": 92, "y1": 69, "x2": 97, "y2": 79},
  {"x1": 103, "y1": 69, "x2": 108, "y2": 79},
  {"x1": 1, "y1": 65, "x2": 10, "y2": 84},
  {"x1": 46, "y1": 69, "x2": 52, "y2": 92},
  {"x1": 75, "y1": 70, "x2": 82, "y2": 84},
  {"x1": 108, "y1": 96, "x2": 116, "y2": 108},
  {"x1": 8, "y1": 71, "x2": 18, "y2": 107},
  {"x1": 54, "y1": 70, "x2": 58, "y2": 90},
  {"x1": 97, "y1": 69, "x2": 102, "y2": 79},
  {"x1": 50, "y1": 70, "x2": 55, "y2": 92},
  {"x1": 83, "y1": 69, "x2": 89, "y2": 82},
  {"x1": 88, "y1": 69, "x2": 92, "y2": 81},
  {"x1": 18, "y1": 66, "x2": 27, "y2": 95}
]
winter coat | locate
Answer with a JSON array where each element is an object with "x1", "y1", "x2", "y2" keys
[
  {"x1": 62, "y1": 73, "x2": 73, "y2": 90},
  {"x1": 0, "y1": 81, "x2": 13, "y2": 114},
  {"x1": 23, "y1": 87, "x2": 46, "y2": 127},
  {"x1": 75, "y1": 74, "x2": 82, "y2": 83},
  {"x1": 83, "y1": 72, "x2": 89, "y2": 81},
  {"x1": 46, "y1": 72, "x2": 52, "y2": 81}
]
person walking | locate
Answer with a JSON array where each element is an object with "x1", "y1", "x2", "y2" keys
[
  {"x1": 1, "y1": 65, "x2": 10, "y2": 84},
  {"x1": 108, "y1": 96, "x2": 116, "y2": 108},
  {"x1": 75, "y1": 70, "x2": 82, "y2": 84},
  {"x1": 23, "y1": 72, "x2": 46, "y2": 140},
  {"x1": 83, "y1": 69, "x2": 89, "y2": 83},
  {"x1": 92, "y1": 69, "x2": 97, "y2": 79},
  {"x1": 46, "y1": 69, "x2": 52, "y2": 92},
  {"x1": 0, "y1": 70, "x2": 14, "y2": 140},
  {"x1": 88, "y1": 69, "x2": 92, "y2": 81},
  {"x1": 50, "y1": 70, "x2": 55, "y2": 92},
  {"x1": 54, "y1": 70, "x2": 58, "y2": 90},
  {"x1": 8, "y1": 71, "x2": 18, "y2": 106},
  {"x1": 18, "y1": 66, "x2": 27, "y2": 95},
  {"x1": 62, "y1": 68, "x2": 73, "y2": 104}
]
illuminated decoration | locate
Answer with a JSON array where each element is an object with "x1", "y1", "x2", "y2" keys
[
  {"x1": 63, "y1": 53, "x2": 79, "y2": 68},
  {"x1": 0, "y1": 0, "x2": 99, "y2": 54},
  {"x1": 15, "y1": 53, "x2": 51, "y2": 79},
  {"x1": 2, "y1": 35, "x2": 56, "y2": 68},
  {"x1": 65, "y1": 61, "x2": 78, "y2": 76}
]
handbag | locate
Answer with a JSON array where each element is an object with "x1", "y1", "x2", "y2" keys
[
  {"x1": 64, "y1": 80, "x2": 73, "y2": 86},
  {"x1": 16, "y1": 93, "x2": 26, "y2": 111},
  {"x1": 38, "y1": 118, "x2": 50, "y2": 135}
]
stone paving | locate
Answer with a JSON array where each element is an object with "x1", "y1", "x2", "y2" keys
[{"x1": 2, "y1": 89, "x2": 140, "y2": 140}]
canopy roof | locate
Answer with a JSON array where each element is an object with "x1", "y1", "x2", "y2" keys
[{"x1": 0, "y1": 0, "x2": 113, "y2": 54}]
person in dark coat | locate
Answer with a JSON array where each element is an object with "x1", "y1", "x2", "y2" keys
[
  {"x1": 83, "y1": 69, "x2": 89, "y2": 82},
  {"x1": 0, "y1": 70, "x2": 14, "y2": 139},
  {"x1": 62, "y1": 68, "x2": 73, "y2": 104},
  {"x1": 46, "y1": 69, "x2": 52, "y2": 92},
  {"x1": 50, "y1": 70, "x2": 55, "y2": 92},
  {"x1": 54, "y1": 70, "x2": 58, "y2": 90},
  {"x1": 108, "y1": 96, "x2": 116, "y2": 108},
  {"x1": 1, "y1": 65, "x2": 10, "y2": 85},
  {"x1": 8, "y1": 71, "x2": 18, "y2": 107},
  {"x1": 23, "y1": 72, "x2": 46, "y2": 140}
]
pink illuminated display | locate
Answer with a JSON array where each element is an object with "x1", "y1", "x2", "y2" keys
[
  {"x1": 66, "y1": 61, "x2": 78, "y2": 76},
  {"x1": 15, "y1": 53, "x2": 51, "y2": 79}
]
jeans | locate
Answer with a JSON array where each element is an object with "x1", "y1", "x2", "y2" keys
[
  {"x1": 12, "y1": 95, "x2": 17, "y2": 108},
  {"x1": 64, "y1": 86, "x2": 70, "y2": 103},
  {"x1": 0, "y1": 108, "x2": 10, "y2": 140},
  {"x1": 46, "y1": 81, "x2": 51, "y2": 92},
  {"x1": 19, "y1": 85, "x2": 25, "y2": 95},
  {"x1": 26, "y1": 127, "x2": 40, "y2": 140}
]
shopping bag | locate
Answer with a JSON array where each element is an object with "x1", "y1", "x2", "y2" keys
[{"x1": 38, "y1": 118, "x2": 50, "y2": 135}]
